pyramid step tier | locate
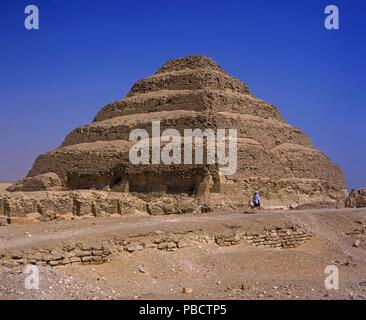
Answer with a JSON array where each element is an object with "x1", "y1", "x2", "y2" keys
[
  {"x1": 94, "y1": 89, "x2": 282, "y2": 122},
  {"x1": 28, "y1": 138, "x2": 344, "y2": 194},
  {"x1": 63, "y1": 111, "x2": 310, "y2": 150},
  {"x1": 126, "y1": 68, "x2": 251, "y2": 98}
]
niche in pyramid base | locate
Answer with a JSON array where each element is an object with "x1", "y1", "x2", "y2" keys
[{"x1": 7, "y1": 55, "x2": 348, "y2": 208}]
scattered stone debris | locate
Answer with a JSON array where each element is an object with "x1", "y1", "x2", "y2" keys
[
  {"x1": 182, "y1": 287, "x2": 193, "y2": 295},
  {"x1": 353, "y1": 239, "x2": 361, "y2": 248},
  {"x1": 138, "y1": 265, "x2": 147, "y2": 273},
  {"x1": 0, "y1": 266, "x2": 112, "y2": 300}
]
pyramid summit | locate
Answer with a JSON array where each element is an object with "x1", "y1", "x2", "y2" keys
[
  {"x1": 8, "y1": 55, "x2": 347, "y2": 208},
  {"x1": 156, "y1": 55, "x2": 225, "y2": 73}
]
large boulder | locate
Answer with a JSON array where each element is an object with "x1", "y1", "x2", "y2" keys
[
  {"x1": 6, "y1": 173, "x2": 63, "y2": 192},
  {"x1": 346, "y1": 189, "x2": 366, "y2": 208}
]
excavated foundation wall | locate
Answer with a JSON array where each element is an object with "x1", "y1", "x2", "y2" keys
[
  {"x1": 0, "y1": 226, "x2": 311, "y2": 268},
  {"x1": 0, "y1": 191, "x2": 216, "y2": 225}
]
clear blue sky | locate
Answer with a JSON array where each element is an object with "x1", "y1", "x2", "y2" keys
[{"x1": 0, "y1": 0, "x2": 365, "y2": 189}]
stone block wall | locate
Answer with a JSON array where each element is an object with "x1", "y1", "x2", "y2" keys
[
  {"x1": 214, "y1": 227, "x2": 311, "y2": 248},
  {"x1": 0, "y1": 243, "x2": 112, "y2": 268}
]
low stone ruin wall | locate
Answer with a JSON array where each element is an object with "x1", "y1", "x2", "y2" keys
[
  {"x1": 214, "y1": 227, "x2": 311, "y2": 249},
  {"x1": 0, "y1": 243, "x2": 112, "y2": 268},
  {"x1": 0, "y1": 226, "x2": 312, "y2": 268}
]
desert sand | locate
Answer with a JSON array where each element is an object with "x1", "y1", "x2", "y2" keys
[{"x1": 1, "y1": 206, "x2": 365, "y2": 300}]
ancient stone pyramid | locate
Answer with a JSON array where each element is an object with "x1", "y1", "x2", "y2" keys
[{"x1": 10, "y1": 55, "x2": 347, "y2": 207}]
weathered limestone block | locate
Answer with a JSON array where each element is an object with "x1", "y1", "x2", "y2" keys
[
  {"x1": 111, "y1": 179, "x2": 129, "y2": 192},
  {"x1": 3, "y1": 195, "x2": 38, "y2": 217},
  {"x1": 125, "y1": 243, "x2": 144, "y2": 252},
  {"x1": 195, "y1": 176, "x2": 213, "y2": 196},
  {"x1": 6, "y1": 173, "x2": 62, "y2": 192},
  {"x1": 90, "y1": 194, "x2": 119, "y2": 217},
  {"x1": 346, "y1": 189, "x2": 366, "y2": 208},
  {"x1": 146, "y1": 195, "x2": 202, "y2": 215},
  {"x1": 72, "y1": 194, "x2": 93, "y2": 216},
  {"x1": 0, "y1": 197, "x2": 4, "y2": 216},
  {"x1": 147, "y1": 203, "x2": 164, "y2": 215},
  {"x1": 70, "y1": 256, "x2": 82, "y2": 263},
  {"x1": 38, "y1": 194, "x2": 73, "y2": 217},
  {"x1": 0, "y1": 197, "x2": 6, "y2": 225},
  {"x1": 0, "y1": 217, "x2": 7, "y2": 226},
  {"x1": 81, "y1": 256, "x2": 93, "y2": 263}
]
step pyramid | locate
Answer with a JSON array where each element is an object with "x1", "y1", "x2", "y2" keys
[{"x1": 10, "y1": 55, "x2": 347, "y2": 206}]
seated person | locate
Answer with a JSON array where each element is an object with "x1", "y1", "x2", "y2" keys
[{"x1": 250, "y1": 191, "x2": 261, "y2": 208}]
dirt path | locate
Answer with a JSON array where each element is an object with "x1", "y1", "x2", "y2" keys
[{"x1": 1, "y1": 208, "x2": 364, "y2": 251}]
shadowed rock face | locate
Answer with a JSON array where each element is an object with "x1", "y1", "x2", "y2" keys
[{"x1": 9, "y1": 55, "x2": 347, "y2": 206}]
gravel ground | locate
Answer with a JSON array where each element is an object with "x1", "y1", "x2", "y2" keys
[
  {"x1": 0, "y1": 265, "x2": 113, "y2": 300},
  {"x1": 1, "y1": 208, "x2": 366, "y2": 300}
]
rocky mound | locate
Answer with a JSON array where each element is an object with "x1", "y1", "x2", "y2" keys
[{"x1": 6, "y1": 173, "x2": 62, "y2": 192}]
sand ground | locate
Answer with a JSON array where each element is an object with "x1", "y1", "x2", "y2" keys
[{"x1": 1, "y1": 204, "x2": 366, "y2": 300}]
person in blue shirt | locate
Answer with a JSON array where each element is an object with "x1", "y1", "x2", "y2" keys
[{"x1": 250, "y1": 191, "x2": 261, "y2": 208}]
